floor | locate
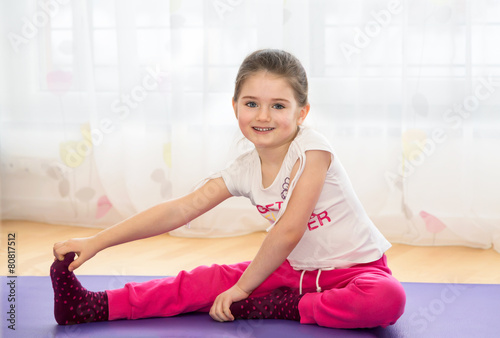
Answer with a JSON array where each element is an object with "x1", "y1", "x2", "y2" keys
[{"x1": 2, "y1": 220, "x2": 500, "y2": 284}]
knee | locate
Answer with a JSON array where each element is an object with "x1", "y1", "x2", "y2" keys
[{"x1": 355, "y1": 274, "x2": 406, "y2": 327}]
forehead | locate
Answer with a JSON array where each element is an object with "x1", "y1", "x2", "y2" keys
[{"x1": 239, "y1": 71, "x2": 295, "y2": 100}]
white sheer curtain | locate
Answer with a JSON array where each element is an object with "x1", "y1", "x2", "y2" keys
[{"x1": 1, "y1": 0, "x2": 499, "y2": 250}]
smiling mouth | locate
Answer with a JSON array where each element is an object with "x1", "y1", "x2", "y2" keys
[{"x1": 253, "y1": 127, "x2": 275, "y2": 132}]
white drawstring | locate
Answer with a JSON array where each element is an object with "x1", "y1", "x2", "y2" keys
[
  {"x1": 299, "y1": 270, "x2": 306, "y2": 295},
  {"x1": 298, "y1": 269, "x2": 324, "y2": 295},
  {"x1": 316, "y1": 269, "x2": 323, "y2": 293}
]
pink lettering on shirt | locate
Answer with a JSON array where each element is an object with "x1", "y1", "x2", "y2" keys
[
  {"x1": 307, "y1": 210, "x2": 332, "y2": 231},
  {"x1": 256, "y1": 202, "x2": 284, "y2": 222},
  {"x1": 257, "y1": 202, "x2": 332, "y2": 229}
]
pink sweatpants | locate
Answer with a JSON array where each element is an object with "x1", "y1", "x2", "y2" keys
[{"x1": 107, "y1": 255, "x2": 406, "y2": 329}]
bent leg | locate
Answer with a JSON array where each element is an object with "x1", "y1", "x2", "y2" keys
[
  {"x1": 108, "y1": 261, "x2": 250, "y2": 320},
  {"x1": 299, "y1": 272, "x2": 406, "y2": 329}
]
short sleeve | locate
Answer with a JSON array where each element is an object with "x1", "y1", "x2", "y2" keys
[
  {"x1": 219, "y1": 150, "x2": 255, "y2": 198},
  {"x1": 299, "y1": 127, "x2": 334, "y2": 154}
]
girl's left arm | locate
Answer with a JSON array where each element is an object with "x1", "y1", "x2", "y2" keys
[{"x1": 209, "y1": 150, "x2": 332, "y2": 322}]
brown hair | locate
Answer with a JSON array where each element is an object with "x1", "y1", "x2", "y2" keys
[{"x1": 233, "y1": 49, "x2": 308, "y2": 107}]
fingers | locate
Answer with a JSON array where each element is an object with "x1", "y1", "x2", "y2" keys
[
  {"x1": 52, "y1": 240, "x2": 84, "y2": 271},
  {"x1": 53, "y1": 241, "x2": 69, "y2": 261},
  {"x1": 221, "y1": 296, "x2": 234, "y2": 321},
  {"x1": 68, "y1": 253, "x2": 85, "y2": 272},
  {"x1": 209, "y1": 296, "x2": 234, "y2": 322},
  {"x1": 209, "y1": 299, "x2": 223, "y2": 322},
  {"x1": 224, "y1": 300, "x2": 235, "y2": 322}
]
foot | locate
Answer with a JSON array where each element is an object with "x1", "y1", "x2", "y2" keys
[{"x1": 50, "y1": 252, "x2": 109, "y2": 325}]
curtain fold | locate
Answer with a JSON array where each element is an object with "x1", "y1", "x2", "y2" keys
[{"x1": 1, "y1": 0, "x2": 499, "y2": 249}]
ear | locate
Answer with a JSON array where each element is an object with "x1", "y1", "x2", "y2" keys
[
  {"x1": 297, "y1": 103, "x2": 310, "y2": 125},
  {"x1": 232, "y1": 98, "x2": 238, "y2": 119}
]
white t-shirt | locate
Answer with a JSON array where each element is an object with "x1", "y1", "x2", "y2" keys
[{"x1": 220, "y1": 127, "x2": 391, "y2": 270}]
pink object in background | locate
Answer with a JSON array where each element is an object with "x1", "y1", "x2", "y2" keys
[
  {"x1": 96, "y1": 195, "x2": 113, "y2": 219},
  {"x1": 47, "y1": 70, "x2": 73, "y2": 94},
  {"x1": 419, "y1": 210, "x2": 447, "y2": 233}
]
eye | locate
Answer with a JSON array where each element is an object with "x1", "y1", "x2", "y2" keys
[
  {"x1": 245, "y1": 101, "x2": 258, "y2": 108},
  {"x1": 272, "y1": 103, "x2": 285, "y2": 109}
]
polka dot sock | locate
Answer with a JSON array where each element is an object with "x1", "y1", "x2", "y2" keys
[
  {"x1": 50, "y1": 252, "x2": 109, "y2": 325},
  {"x1": 229, "y1": 287, "x2": 303, "y2": 321}
]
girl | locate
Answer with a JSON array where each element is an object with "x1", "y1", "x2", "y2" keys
[{"x1": 51, "y1": 49, "x2": 406, "y2": 329}]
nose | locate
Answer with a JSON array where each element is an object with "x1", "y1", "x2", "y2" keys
[{"x1": 256, "y1": 107, "x2": 271, "y2": 122}]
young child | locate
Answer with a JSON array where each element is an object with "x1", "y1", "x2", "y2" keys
[{"x1": 51, "y1": 49, "x2": 406, "y2": 329}]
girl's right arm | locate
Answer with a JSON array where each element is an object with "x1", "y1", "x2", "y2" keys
[{"x1": 53, "y1": 177, "x2": 232, "y2": 271}]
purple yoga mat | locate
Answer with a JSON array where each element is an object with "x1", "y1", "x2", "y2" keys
[{"x1": 1, "y1": 275, "x2": 498, "y2": 337}]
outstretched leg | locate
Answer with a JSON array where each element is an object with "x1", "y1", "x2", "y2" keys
[
  {"x1": 50, "y1": 254, "x2": 253, "y2": 324},
  {"x1": 50, "y1": 253, "x2": 109, "y2": 325},
  {"x1": 107, "y1": 261, "x2": 251, "y2": 320}
]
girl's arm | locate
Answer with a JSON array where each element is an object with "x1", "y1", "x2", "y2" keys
[
  {"x1": 210, "y1": 150, "x2": 331, "y2": 322},
  {"x1": 53, "y1": 177, "x2": 232, "y2": 271}
]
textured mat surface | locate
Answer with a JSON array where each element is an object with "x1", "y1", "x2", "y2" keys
[{"x1": 1, "y1": 275, "x2": 498, "y2": 337}]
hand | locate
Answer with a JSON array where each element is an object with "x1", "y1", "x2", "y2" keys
[
  {"x1": 209, "y1": 284, "x2": 250, "y2": 322},
  {"x1": 52, "y1": 236, "x2": 99, "y2": 272}
]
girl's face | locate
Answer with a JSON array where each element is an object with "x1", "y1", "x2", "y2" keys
[{"x1": 233, "y1": 71, "x2": 309, "y2": 154}]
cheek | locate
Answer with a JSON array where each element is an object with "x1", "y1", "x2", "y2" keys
[
  {"x1": 237, "y1": 110, "x2": 248, "y2": 123},
  {"x1": 237, "y1": 110, "x2": 252, "y2": 131},
  {"x1": 275, "y1": 114, "x2": 296, "y2": 128},
  {"x1": 238, "y1": 118, "x2": 245, "y2": 131}
]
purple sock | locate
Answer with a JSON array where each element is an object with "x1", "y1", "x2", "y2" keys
[
  {"x1": 230, "y1": 287, "x2": 303, "y2": 321},
  {"x1": 50, "y1": 252, "x2": 109, "y2": 325}
]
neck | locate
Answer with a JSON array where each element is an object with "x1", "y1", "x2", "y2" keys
[
  {"x1": 256, "y1": 126, "x2": 300, "y2": 167},
  {"x1": 256, "y1": 142, "x2": 291, "y2": 168}
]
